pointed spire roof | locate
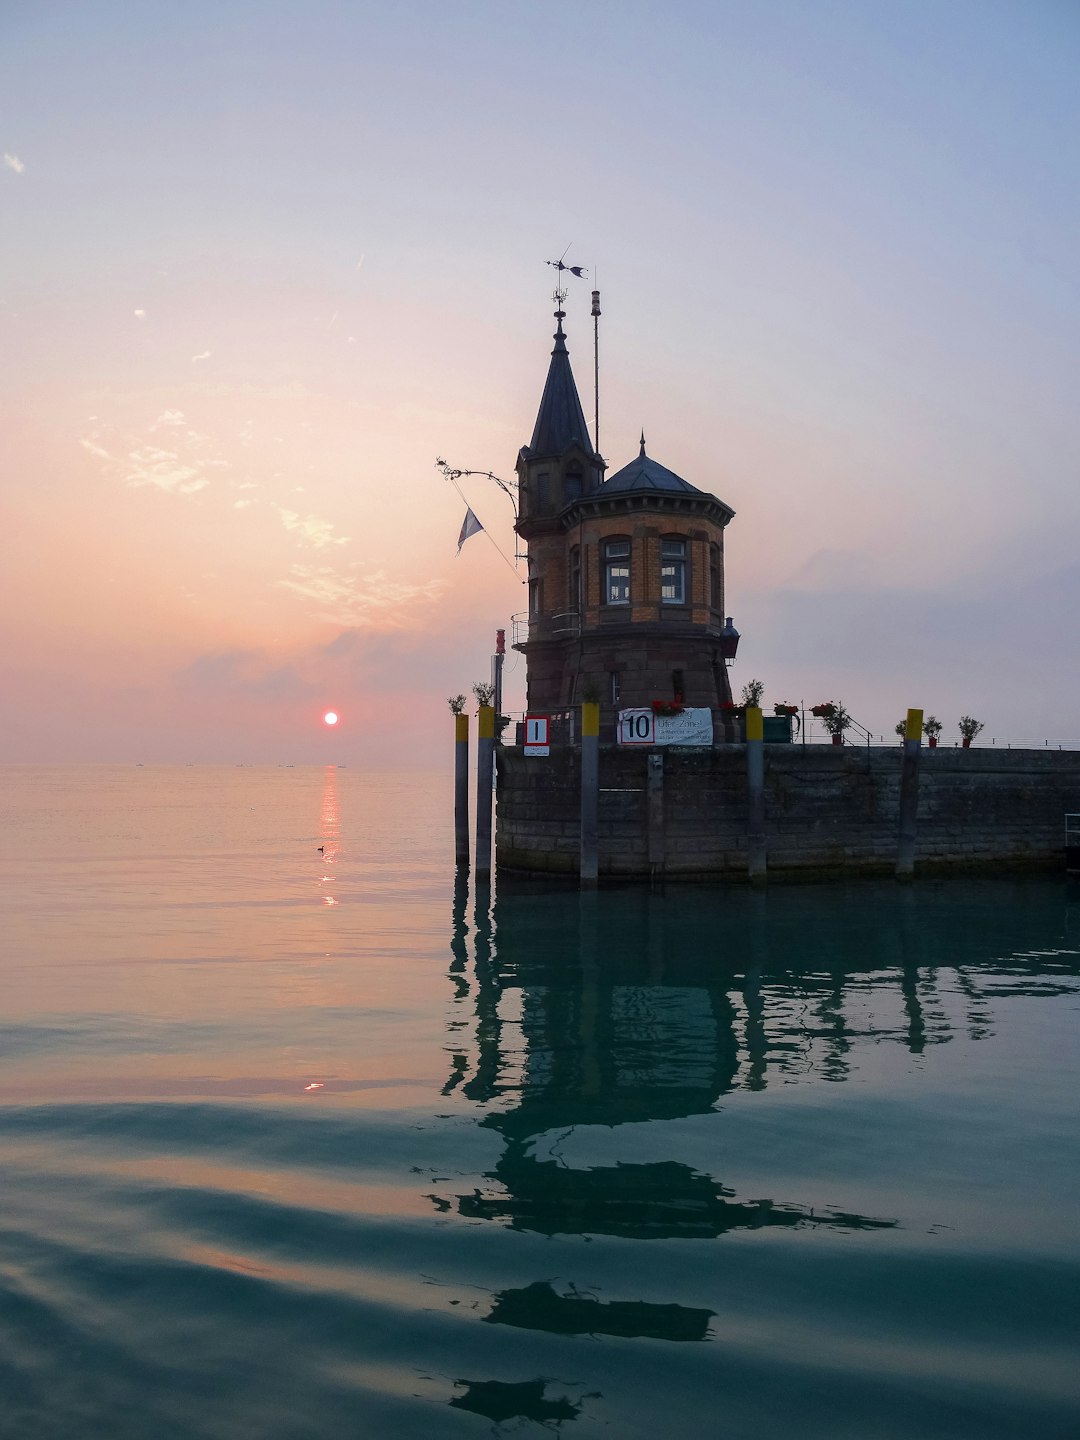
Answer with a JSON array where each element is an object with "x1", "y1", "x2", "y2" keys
[{"x1": 528, "y1": 313, "x2": 596, "y2": 458}]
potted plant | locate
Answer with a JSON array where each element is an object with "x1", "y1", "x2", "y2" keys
[
  {"x1": 472, "y1": 681, "x2": 495, "y2": 709},
  {"x1": 741, "y1": 678, "x2": 765, "y2": 709},
  {"x1": 958, "y1": 715, "x2": 984, "y2": 749},
  {"x1": 923, "y1": 715, "x2": 943, "y2": 749},
  {"x1": 813, "y1": 702, "x2": 850, "y2": 745},
  {"x1": 894, "y1": 720, "x2": 906, "y2": 743},
  {"x1": 448, "y1": 694, "x2": 466, "y2": 715}
]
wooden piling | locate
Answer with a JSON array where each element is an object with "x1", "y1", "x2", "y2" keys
[
  {"x1": 745, "y1": 704, "x2": 766, "y2": 884},
  {"x1": 475, "y1": 704, "x2": 495, "y2": 881},
  {"x1": 646, "y1": 752, "x2": 665, "y2": 872},
  {"x1": 580, "y1": 701, "x2": 600, "y2": 888},
  {"x1": 896, "y1": 707, "x2": 923, "y2": 881},
  {"x1": 454, "y1": 712, "x2": 470, "y2": 867}
]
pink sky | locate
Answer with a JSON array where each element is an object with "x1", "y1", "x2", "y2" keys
[{"x1": 3, "y1": 1, "x2": 1079, "y2": 761}]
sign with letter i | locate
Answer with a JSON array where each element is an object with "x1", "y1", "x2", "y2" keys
[{"x1": 524, "y1": 714, "x2": 550, "y2": 756}]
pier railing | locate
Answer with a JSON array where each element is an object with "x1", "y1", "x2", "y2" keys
[{"x1": 496, "y1": 709, "x2": 1080, "y2": 752}]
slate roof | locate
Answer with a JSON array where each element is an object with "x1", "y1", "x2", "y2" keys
[
  {"x1": 601, "y1": 441, "x2": 705, "y2": 496},
  {"x1": 528, "y1": 318, "x2": 596, "y2": 458}
]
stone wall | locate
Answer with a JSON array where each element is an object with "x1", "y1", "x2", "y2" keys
[{"x1": 496, "y1": 744, "x2": 1080, "y2": 879}]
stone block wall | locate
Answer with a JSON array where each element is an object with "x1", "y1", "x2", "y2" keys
[{"x1": 496, "y1": 744, "x2": 1080, "y2": 879}]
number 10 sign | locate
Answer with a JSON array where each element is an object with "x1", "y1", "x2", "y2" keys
[{"x1": 618, "y1": 709, "x2": 656, "y2": 745}]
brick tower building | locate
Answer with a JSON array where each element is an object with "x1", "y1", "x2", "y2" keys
[{"x1": 514, "y1": 307, "x2": 737, "y2": 716}]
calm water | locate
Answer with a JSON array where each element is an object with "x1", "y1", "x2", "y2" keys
[{"x1": 1, "y1": 765, "x2": 1079, "y2": 1439}]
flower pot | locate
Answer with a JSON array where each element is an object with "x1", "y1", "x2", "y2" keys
[
  {"x1": 962, "y1": 737, "x2": 971, "y2": 749},
  {"x1": 928, "y1": 737, "x2": 938, "y2": 748},
  {"x1": 831, "y1": 733, "x2": 842, "y2": 746}
]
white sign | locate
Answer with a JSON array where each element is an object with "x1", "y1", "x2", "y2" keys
[
  {"x1": 618, "y1": 707, "x2": 714, "y2": 747},
  {"x1": 618, "y1": 709, "x2": 656, "y2": 746},
  {"x1": 523, "y1": 714, "x2": 550, "y2": 756}
]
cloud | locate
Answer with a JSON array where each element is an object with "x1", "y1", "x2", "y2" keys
[
  {"x1": 177, "y1": 649, "x2": 318, "y2": 701},
  {"x1": 3, "y1": 153, "x2": 24, "y2": 174},
  {"x1": 81, "y1": 412, "x2": 230, "y2": 497},
  {"x1": 134, "y1": 308, "x2": 146, "y2": 319},
  {"x1": 741, "y1": 552, "x2": 1080, "y2": 740},
  {"x1": 275, "y1": 563, "x2": 444, "y2": 627},
  {"x1": 191, "y1": 351, "x2": 212, "y2": 363},
  {"x1": 275, "y1": 507, "x2": 349, "y2": 549},
  {"x1": 124, "y1": 445, "x2": 208, "y2": 494},
  {"x1": 174, "y1": 619, "x2": 474, "y2": 720}
]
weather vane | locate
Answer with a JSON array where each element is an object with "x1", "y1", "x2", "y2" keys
[{"x1": 546, "y1": 246, "x2": 587, "y2": 312}]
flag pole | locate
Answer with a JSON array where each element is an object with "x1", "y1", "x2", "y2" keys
[{"x1": 592, "y1": 283, "x2": 601, "y2": 457}]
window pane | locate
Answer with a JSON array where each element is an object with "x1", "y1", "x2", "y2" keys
[
  {"x1": 606, "y1": 563, "x2": 630, "y2": 604},
  {"x1": 661, "y1": 561, "x2": 685, "y2": 602},
  {"x1": 605, "y1": 540, "x2": 630, "y2": 558}
]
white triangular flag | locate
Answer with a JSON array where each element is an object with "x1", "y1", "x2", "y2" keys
[{"x1": 456, "y1": 506, "x2": 484, "y2": 552}]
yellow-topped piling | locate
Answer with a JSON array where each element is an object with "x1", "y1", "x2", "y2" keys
[
  {"x1": 745, "y1": 706, "x2": 766, "y2": 882},
  {"x1": 475, "y1": 705, "x2": 495, "y2": 880},
  {"x1": 904, "y1": 708, "x2": 924, "y2": 742},
  {"x1": 454, "y1": 711, "x2": 470, "y2": 866},
  {"x1": 580, "y1": 702, "x2": 600, "y2": 887},
  {"x1": 897, "y1": 707, "x2": 923, "y2": 880}
]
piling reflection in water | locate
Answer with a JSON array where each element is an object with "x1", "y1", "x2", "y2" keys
[
  {"x1": 439, "y1": 876, "x2": 1080, "y2": 1257},
  {"x1": 448, "y1": 877, "x2": 1080, "y2": 1101}
]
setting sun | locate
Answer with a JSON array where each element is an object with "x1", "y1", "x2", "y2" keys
[{"x1": 323, "y1": 711, "x2": 338, "y2": 726}]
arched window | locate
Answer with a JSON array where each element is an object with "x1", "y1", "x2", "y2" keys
[
  {"x1": 660, "y1": 536, "x2": 687, "y2": 604},
  {"x1": 564, "y1": 465, "x2": 583, "y2": 502},
  {"x1": 602, "y1": 538, "x2": 631, "y2": 605}
]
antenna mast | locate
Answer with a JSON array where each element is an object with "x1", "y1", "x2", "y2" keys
[{"x1": 591, "y1": 284, "x2": 601, "y2": 456}]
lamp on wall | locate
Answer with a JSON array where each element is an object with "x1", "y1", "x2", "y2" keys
[{"x1": 719, "y1": 617, "x2": 740, "y2": 662}]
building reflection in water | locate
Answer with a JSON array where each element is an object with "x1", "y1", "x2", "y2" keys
[
  {"x1": 437, "y1": 877, "x2": 1080, "y2": 1347},
  {"x1": 484, "y1": 1281, "x2": 714, "y2": 1342},
  {"x1": 435, "y1": 876, "x2": 1080, "y2": 1421},
  {"x1": 450, "y1": 1376, "x2": 593, "y2": 1425}
]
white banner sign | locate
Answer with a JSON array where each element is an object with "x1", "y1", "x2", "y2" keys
[{"x1": 618, "y1": 708, "x2": 713, "y2": 747}]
